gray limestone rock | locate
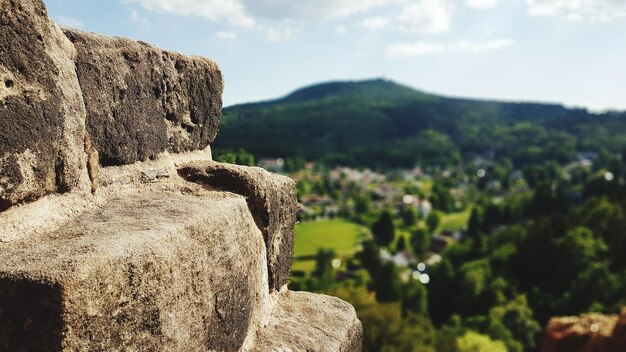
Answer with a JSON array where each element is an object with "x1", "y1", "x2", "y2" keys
[{"x1": 63, "y1": 29, "x2": 223, "y2": 166}]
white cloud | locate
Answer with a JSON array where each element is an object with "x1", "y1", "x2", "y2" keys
[
  {"x1": 215, "y1": 30, "x2": 237, "y2": 40},
  {"x1": 458, "y1": 38, "x2": 514, "y2": 51},
  {"x1": 127, "y1": 0, "x2": 311, "y2": 41},
  {"x1": 130, "y1": 9, "x2": 149, "y2": 26},
  {"x1": 124, "y1": 0, "x2": 455, "y2": 40},
  {"x1": 243, "y1": 0, "x2": 395, "y2": 21},
  {"x1": 399, "y1": 0, "x2": 454, "y2": 34},
  {"x1": 385, "y1": 38, "x2": 513, "y2": 58},
  {"x1": 335, "y1": 26, "x2": 348, "y2": 35},
  {"x1": 126, "y1": 0, "x2": 255, "y2": 28},
  {"x1": 128, "y1": 0, "x2": 396, "y2": 25},
  {"x1": 465, "y1": 0, "x2": 499, "y2": 10},
  {"x1": 264, "y1": 25, "x2": 297, "y2": 42},
  {"x1": 54, "y1": 15, "x2": 84, "y2": 28},
  {"x1": 527, "y1": 0, "x2": 626, "y2": 22},
  {"x1": 386, "y1": 42, "x2": 447, "y2": 57},
  {"x1": 360, "y1": 17, "x2": 390, "y2": 31}
]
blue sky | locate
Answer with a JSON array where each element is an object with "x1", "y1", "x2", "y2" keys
[{"x1": 45, "y1": 0, "x2": 626, "y2": 111}]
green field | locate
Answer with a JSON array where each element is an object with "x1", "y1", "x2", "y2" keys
[
  {"x1": 438, "y1": 208, "x2": 472, "y2": 232},
  {"x1": 291, "y1": 219, "x2": 365, "y2": 272}
]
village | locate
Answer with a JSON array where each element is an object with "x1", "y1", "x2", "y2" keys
[{"x1": 256, "y1": 151, "x2": 603, "y2": 289}]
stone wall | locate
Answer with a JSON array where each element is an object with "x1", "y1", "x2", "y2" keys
[
  {"x1": 64, "y1": 29, "x2": 222, "y2": 165},
  {"x1": 0, "y1": 0, "x2": 362, "y2": 350},
  {"x1": 0, "y1": 0, "x2": 90, "y2": 207}
]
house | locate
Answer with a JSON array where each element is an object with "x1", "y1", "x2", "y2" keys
[
  {"x1": 258, "y1": 158, "x2": 285, "y2": 173},
  {"x1": 380, "y1": 249, "x2": 416, "y2": 267},
  {"x1": 440, "y1": 230, "x2": 462, "y2": 241}
]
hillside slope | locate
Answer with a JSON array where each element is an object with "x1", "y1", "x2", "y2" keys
[{"x1": 215, "y1": 79, "x2": 626, "y2": 168}]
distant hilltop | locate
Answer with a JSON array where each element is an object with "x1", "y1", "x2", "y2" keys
[{"x1": 215, "y1": 79, "x2": 626, "y2": 169}]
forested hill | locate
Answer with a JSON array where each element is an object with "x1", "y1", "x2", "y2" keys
[{"x1": 214, "y1": 79, "x2": 626, "y2": 168}]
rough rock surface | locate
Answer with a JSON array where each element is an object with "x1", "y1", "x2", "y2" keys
[
  {"x1": 64, "y1": 29, "x2": 223, "y2": 166},
  {"x1": 0, "y1": 184, "x2": 269, "y2": 352},
  {"x1": 252, "y1": 291, "x2": 363, "y2": 352},
  {"x1": 543, "y1": 309, "x2": 626, "y2": 352},
  {"x1": 178, "y1": 161, "x2": 297, "y2": 290},
  {"x1": 0, "y1": 1, "x2": 362, "y2": 350},
  {"x1": 0, "y1": 0, "x2": 90, "y2": 208}
]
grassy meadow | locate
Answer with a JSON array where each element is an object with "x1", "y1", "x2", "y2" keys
[{"x1": 291, "y1": 219, "x2": 365, "y2": 272}]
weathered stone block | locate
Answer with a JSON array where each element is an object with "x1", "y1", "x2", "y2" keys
[
  {"x1": 543, "y1": 309, "x2": 626, "y2": 352},
  {"x1": 0, "y1": 3, "x2": 364, "y2": 351},
  {"x1": 0, "y1": 0, "x2": 89, "y2": 208},
  {"x1": 0, "y1": 187, "x2": 268, "y2": 351},
  {"x1": 178, "y1": 161, "x2": 297, "y2": 290},
  {"x1": 252, "y1": 291, "x2": 363, "y2": 352},
  {"x1": 63, "y1": 29, "x2": 223, "y2": 166}
]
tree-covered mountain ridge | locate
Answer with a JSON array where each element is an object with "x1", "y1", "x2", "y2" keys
[{"x1": 215, "y1": 79, "x2": 626, "y2": 168}]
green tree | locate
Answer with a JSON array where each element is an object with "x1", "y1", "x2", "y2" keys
[
  {"x1": 467, "y1": 207, "x2": 483, "y2": 239},
  {"x1": 522, "y1": 162, "x2": 563, "y2": 189},
  {"x1": 555, "y1": 227, "x2": 607, "y2": 283},
  {"x1": 214, "y1": 148, "x2": 255, "y2": 166},
  {"x1": 284, "y1": 156, "x2": 306, "y2": 172},
  {"x1": 395, "y1": 235, "x2": 407, "y2": 253},
  {"x1": 401, "y1": 281, "x2": 428, "y2": 317},
  {"x1": 483, "y1": 203, "x2": 504, "y2": 231},
  {"x1": 353, "y1": 192, "x2": 372, "y2": 215},
  {"x1": 428, "y1": 259, "x2": 457, "y2": 325},
  {"x1": 410, "y1": 227, "x2": 431, "y2": 256},
  {"x1": 573, "y1": 198, "x2": 626, "y2": 270},
  {"x1": 312, "y1": 249, "x2": 336, "y2": 290},
  {"x1": 435, "y1": 317, "x2": 466, "y2": 352},
  {"x1": 374, "y1": 263, "x2": 402, "y2": 303},
  {"x1": 465, "y1": 315, "x2": 521, "y2": 352},
  {"x1": 456, "y1": 332, "x2": 507, "y2": 352},
  {"x1": 430, "y1": 183, "x2": 456, "y2": 212},
  {"x1": 358, "y1": 240, "x2": 382, "y2": 279},
  {"x1": 372, "y1": 210, "x2": 395, "y2": 247},
  {"x1": 456, "y1": 259, "x2": 492, "y2": 315},
  {"x1": 296, "y1": 179, "x2": 311, "y2": 198},
  {"x1": 567, "y1": 262, "x2": 621, "y2": 313},
  {"x1": 329, "y1": 287, "x2": 436, "y2": 352},
  {"x1": 426, "y1": 211, "x2": 442, "y2": 233},
  {"x1": 491, "y1": 295, "x2": 541, "y2": 352},
  {"x1": 401, "y1": 206, "x2": 418, "y2": 227}
]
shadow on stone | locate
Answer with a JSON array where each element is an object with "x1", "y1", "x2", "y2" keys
[
  {"x1": 0, "y1": 277, "x2": 64, "y2": 352},
  {"x1": 177, "y1": 162, "x2": 297, "y2": 291},
  {"x1": 0, "y1": 200, "x2": 11, "y2": 212},
  {"x1": 180, "y1": 167, "x2": 270, "y2": 234}
]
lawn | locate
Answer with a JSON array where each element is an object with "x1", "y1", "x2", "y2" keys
[
  {"x1": 438, "y1": 208, "x2": 472, "y2": 232},
  {"x1": 291, "y1": 219, "x2": 365, "y2": 272}
]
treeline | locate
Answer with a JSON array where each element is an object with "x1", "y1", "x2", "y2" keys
[
  {"x1": 434, "y1": 155, "x2": 626, "y2": 351},
  {"x1": 215, "y1": 79, "x2": 626, "y2": 169}
]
